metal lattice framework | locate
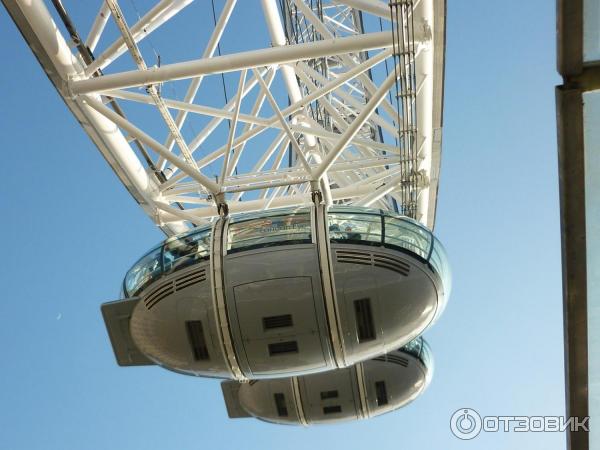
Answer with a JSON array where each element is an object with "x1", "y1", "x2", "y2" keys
[{"x1": 3, "y1": 0, "x2": 445, "y2": 235}]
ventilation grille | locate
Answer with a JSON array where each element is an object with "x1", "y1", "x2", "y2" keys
[
  {"x1": 373, "y1": 254, "x2": 410, "y2": 276},
  {"x1": 175, "y1": 268, "x2": 207, "y2": 291},
  {"x1": 144, "y1": 267, "x2": 207, "y2": 310},
  {"x1": 320, "y1": 390, "x2": 338, "y2": 400},
  {"x1": 274, "y1": 393, "x2": 288, "y2": 417},
  {"x1": 144, "y1": 283, "x2": 174, "y2": 310},
  {"x1": 268, "y1": 341, "x2": 299, "y2": 356},
  {"x1": 336, "y1": 250, "x2": 410, "y2": 276},
  {"x1": 323, "y1": 405, "x2": 342, "y2": 414},
  {"x1": 373, "y1": 353, "x2": 409, "y2": 367},
  {"x1": 375, "y1": 381, "x2": 388, "y2": 406},
  {"x1": 354, "y1": 298, "x2": 376, "y2": 343},
  {"x1": 336, "y1": 250, "x2": 372, "y2": 266},
  {"x1": 185, "y1": 320, "x2": 210, "y2": 361},
  {"x1": 263, "y1": 314, "x2": 293, "y2": 330}
]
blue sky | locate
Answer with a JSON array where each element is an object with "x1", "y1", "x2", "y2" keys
[{"x1": 0, "y1": 1, "x2": 565, "y2": 449}]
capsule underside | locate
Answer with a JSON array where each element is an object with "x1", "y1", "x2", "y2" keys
[
  {"x1": 222, "y1": 344, "x2": 432, "y2": 425},
  {"x1": 104, "y1": 206, "x2": 449, "y2": 380}
]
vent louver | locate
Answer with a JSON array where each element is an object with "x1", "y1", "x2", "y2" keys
[
  {"x1": 375, "y1": 381, "x2": 388, "y2": 406},
  {"x1": 263, "y1": 314, "x2": 293, "y2": 330},
  {"x1": 274, "y1": 393, "x2": 288, "y2": 417},
  {"x1": 185, "y1": 320, "x2": 210, "y2": 361},
  {"x1": 373, "y1": 354, "x2": 409, "y2": 367},
  {"x1": 144, "y1": 267, "x2": 207, "y2": 310},
  {"x1": 175, "y1": 268, "x2": 206, "y2": 291},
  {"x1": 335, "y1": 250, "x2": 410, "y2": 276},
  {"x1": 336, "y1": 250, "x2": 372, "y2": 266},
  {"x1": 144, "y1": 283, "x2": 174, "y2": 310},
  {"x1": 373, "y1": 254, "x2": 410, "y2": 276},
  {"x1": 354, "y1": 298, "x2": 376, "y2": 343},
  {"x1": 268, "y1": 341, "x2": 299, "y2": 356},
  {"x1": 323, "y1": 405, "x2": 342, "y2": 414},
  {"x1": 320, "y1": 390, "x2": 339, "y2": 400}
]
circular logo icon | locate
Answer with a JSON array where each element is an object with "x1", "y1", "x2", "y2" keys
[{"x1": 450, "y1": 408, "x2": 482, "y2": 440}]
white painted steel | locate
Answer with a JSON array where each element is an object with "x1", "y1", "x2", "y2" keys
[
  {"x1": 84, "y1": 0, "x2": 195, "y2": 76},
  {"x1": 3, "y1": 0, "x2": 445, "y2": 232},
  {"x1": 69, "y1": 31, "x2": 399, "y2": 95},
  {"x1": 85, "y1": 2, "x2": 111, "y2": 53}
]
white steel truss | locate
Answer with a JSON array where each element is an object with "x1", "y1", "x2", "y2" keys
[{"x1": 3, "y1": 0, "x2": 446, "y2": 235}]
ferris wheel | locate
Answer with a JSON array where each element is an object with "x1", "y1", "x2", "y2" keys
[
  {"x1": 4, "y1": 0, "x2": 444, "y2": 232},
  {"x1": 3, "y1": 0, "x2": 448, "y2": 425}
]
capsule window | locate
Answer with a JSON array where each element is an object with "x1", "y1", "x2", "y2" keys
[
  {"x1": 268, "y1": 340, "x2": 299, "y2": 356},
  {"x1": 323, "y1": 405, "x2": 342, "y2": 414},
  {"x1": 354, "y1": 298, "x2": 375, "y2": 343},
  {"x1": 274, "y1": 393, "x2": 288, "y2": 417},
  {"x1": 263, "y1": 314, "x2": 293, "y2": 330},
  {"x1": 375, "y1": 381, "x2": 388, "y2": 406},
  {"x1": 320, "y1": 390, "x2": 339, "y2": 400},
  {"x1": 163, "y1": 228, "x2": 211, "y2": 274},
  {"x1": 228, "y1": 211, "x2": 312, "y2": 253},
  {"x1": 185, "y1": 320, "x2": 210, "y2": 361}
]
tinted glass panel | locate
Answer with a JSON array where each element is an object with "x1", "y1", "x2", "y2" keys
[
  {"x1": 584, "y1": 0, "x2": 600, "y2": 62},
  {"x1": 124, "y1": 246, "x2": 162, "y2": 296},
  {"x1": 430, "y1": 237, "x2": 452, "y2": 296},
  {"x1": 419, "y1": 339, "x2": 434, "y2": 371},
  {"x1": 328, "y1": 212, "x2": 382, "y2": 244},
  {"x1": 383, "y1": 216, "x2": 431, "y2": 259},
  {"x1": 400, "y1": 337, "x2": 423, "y2": 360},
  {"x1": 399, "y1": 336, "x2": 433, "y2": 370},
  {"x1": 163, "y1": 227, "x2": 211, "y2": 274},
  {"x1": 228, "y1": 212, "x2": 311, "y2": 252},
  {"x1": 584, "y1": 89, "x2": 600, "y2": 438}
]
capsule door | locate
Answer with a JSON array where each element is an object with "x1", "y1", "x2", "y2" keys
[{"x1": 232, "y1": 276, "x2": 328, "y2": 377}]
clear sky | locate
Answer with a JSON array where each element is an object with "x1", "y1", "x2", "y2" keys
[{"x1": 0, "y1": 1, "x2": 565, "y2": 449}]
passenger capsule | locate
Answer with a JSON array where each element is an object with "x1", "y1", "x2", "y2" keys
[
  {"x1": 220, "y1": 337, "x2": 433, "y2": 425},
  {"x1": 102, "y1": 206, "x2": 450, "y2": 380}
]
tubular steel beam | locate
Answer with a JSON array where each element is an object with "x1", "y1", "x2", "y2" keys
[{"x1": 70, "y1": 31, "x2": 398, "y2": 95}]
